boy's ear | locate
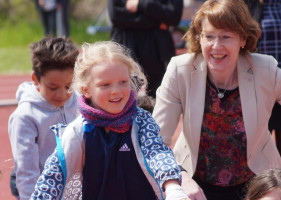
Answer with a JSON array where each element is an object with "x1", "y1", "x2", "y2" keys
[{"x1": 31, "y1": 72, "x2": 39, "y2": 86}]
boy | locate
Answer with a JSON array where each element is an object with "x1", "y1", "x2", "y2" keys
[{"x1": 8, "y1": 37, "x2": 79, "y2": 200}]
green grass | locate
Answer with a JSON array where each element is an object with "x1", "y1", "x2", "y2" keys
[
  {"x1": 0, "y1": 21, "x2": 44, "y2": 47},
  {"x1": 0, "y1": 47, "x2": 31, "y2": 75},
  {"x1": 0, "y1": 19, "x2": 110, "y2": 75}
]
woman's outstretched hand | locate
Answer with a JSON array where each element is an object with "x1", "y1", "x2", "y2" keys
[{"x1": 181, "y1": 172, "x2": 207, "y2": 200}]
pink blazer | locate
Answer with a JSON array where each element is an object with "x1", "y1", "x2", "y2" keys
[{"x1": 153, "y1": 52, "x2": 281, "y2": 177}]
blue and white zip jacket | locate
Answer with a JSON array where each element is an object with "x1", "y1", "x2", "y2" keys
[{"x1": 30, "y1": 107, "x2": 181, "y2": 200}]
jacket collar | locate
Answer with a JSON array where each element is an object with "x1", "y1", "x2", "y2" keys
[
  {"x1": 188, "y1": 54, "x2": 207, "y2": 154},
  {"x1": 237, "y1": 54, "x2": 257, "y2": 142}
]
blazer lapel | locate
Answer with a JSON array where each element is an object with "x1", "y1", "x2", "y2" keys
[
  {"x1": 237, "y1": 55, "x2": 258, "y2": 144},
  {"x1": 187, "y1": 54, "x2": 257, "y2": 159},
  {"x1": 188, "y1": 55, "x2": 207, "y2": 151}
]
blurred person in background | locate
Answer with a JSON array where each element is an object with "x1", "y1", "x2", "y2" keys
[
  {"x1": 245, "y1": 0, "x2": 281, "y2": 156},
  {"x1": 257, "y1": 0, "x2": 281, "y2": 156},
  {"x1": 56, "y1": 0, "x2": 70, "y2": 37},
  {"x1": 34, "y1": 0, "x2": 61, "y2": 36},
  {"x1": 108, "y1": 0, "x2": 183, "y2": 98}
]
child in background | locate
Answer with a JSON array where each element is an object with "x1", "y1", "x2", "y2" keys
[
  {"x1": 136, "y1": 94, "x2": 155, "y2": 113},
  {"x1": 244, "y1": 168, "x2": 281, "y2": 200},
  {"x1": 132, "y1": 73, "x2": 156, "y2": 113},
  {"x1": 8, "y1": 37, "x2": 79, "y2": 200},
  {"x1": 30, "y1": 41, "x2": 187, "y2": 200}
]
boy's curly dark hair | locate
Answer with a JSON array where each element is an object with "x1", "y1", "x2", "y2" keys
[{"x1": 30, "y1": 37, "x2": 79, "y2": 81}]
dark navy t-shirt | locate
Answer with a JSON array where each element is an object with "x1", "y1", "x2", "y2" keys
[{"x1": 82, "y1": 125, "x2": 157, "y2": 200}]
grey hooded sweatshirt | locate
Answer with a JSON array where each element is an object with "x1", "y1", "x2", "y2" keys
[{"x1": 8, "y1": 82, "x2": 79, "y2": 200}]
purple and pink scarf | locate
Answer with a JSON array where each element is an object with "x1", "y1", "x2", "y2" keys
[{"x1": 78, "y1": 90, "x2": 137, "y2": 133}]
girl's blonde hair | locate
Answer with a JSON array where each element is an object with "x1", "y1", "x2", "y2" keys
[{"x1": 72, "y1": 41, "x2": 147, "y2": 94}]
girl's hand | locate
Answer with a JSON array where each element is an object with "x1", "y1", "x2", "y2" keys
[
  {"x1": 164, "y1": 179, "x2": 188, "y2": 200},
  {"x1": 181, "y1": 172, "x2": 207, "y2": 200}
]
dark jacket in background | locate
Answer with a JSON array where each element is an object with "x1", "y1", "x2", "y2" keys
[{"x1": 108, "y1": 0, "x2": 183, "y2": 97}]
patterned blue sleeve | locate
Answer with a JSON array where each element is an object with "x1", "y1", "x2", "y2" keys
[
  {"x1": 135, "y1": 108, "x2": 182, "y2": 188},
  {"x1": 30, "y1": 151, "x2": 64, "y2": 200}
]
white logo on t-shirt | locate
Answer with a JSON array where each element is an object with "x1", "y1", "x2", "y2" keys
[{"x1": 119, "y1": 143, "x2": 130, "y2": 151}]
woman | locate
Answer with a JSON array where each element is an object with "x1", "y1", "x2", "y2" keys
[{"x1": 152, "y1": 0, "x2": 281, "y2": 199}]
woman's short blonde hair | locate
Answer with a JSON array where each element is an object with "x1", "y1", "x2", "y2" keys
[
  {"x1": 72, "y1": 41, "x2": 147, "y2": 94},
  {"x1": 185, "y1": 0, "x2": 261, "y2": 54}
]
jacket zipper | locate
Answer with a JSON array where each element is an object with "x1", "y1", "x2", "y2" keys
[{"x1": 60, "y1": 106, "x2": 67, "y2": 124}]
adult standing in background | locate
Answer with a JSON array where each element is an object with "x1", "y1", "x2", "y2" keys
[
  {"x1": 152, "y1": 0, "x2": 281, "y2": 199},
  {"x1": 35, "y1": 0, "x2": 61, "y2": 36},
  {"x1": 56, "y1": 0, "x2": 70, "y2": 37},
  {"x1": 257, "y1": 0, "x2": 281, "y2": 155},
  {"x1": 244, "y1": 0, "x2": 264, "y2": 23},
  {"x1": 108, "y1": 0, "x2": 183, "y2": 98}
]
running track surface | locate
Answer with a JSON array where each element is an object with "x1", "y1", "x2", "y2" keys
[
  {"x1": 0, "y1": 74, "x2": 31, "y2": 199},
  {"x1": 0, "y1": 74, "x2": 182, "y2": 199}
]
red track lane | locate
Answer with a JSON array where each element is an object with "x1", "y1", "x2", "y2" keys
[{"x1": 0, "y1": 74, "x2": 30, "y2": 199}]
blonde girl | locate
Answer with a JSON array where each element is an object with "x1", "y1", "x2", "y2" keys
[{"x1": 31, "y1": 41, "x2": 187, "y2": 200}]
